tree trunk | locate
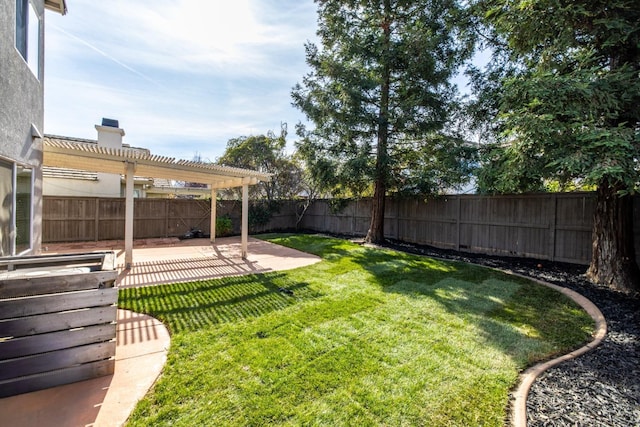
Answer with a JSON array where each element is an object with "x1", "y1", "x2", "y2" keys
[
  {"x1": 586, "y1": 181, "x2": 640, "y2": 294},
  {"x1": 367, "y1": 179, "x2": 386, "y2": 243},
  {"x1": 365, "y1": 0, "x2": 392, "y2": 245}
]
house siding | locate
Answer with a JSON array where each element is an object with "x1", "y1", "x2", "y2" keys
[{"x1": 0, "y1": 0, "x2": 47, "y2": 255}]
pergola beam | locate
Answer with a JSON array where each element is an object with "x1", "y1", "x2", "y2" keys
[
  {"x1": 43, "y1": 155, "x2": 250, "y2": 186},
  {"x1": 42, "y1": 137, "x2": 271, "y2": 265},
  {"x1": 43, "y1": 138, "x2": 271, "y2": 184}
]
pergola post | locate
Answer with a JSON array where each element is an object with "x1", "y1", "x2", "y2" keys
[
  {"x1": 124, "y1": 161, "x2": 135, "y2": 268},
  {"x1": 210, "y1": 189, "x2": 217, "y2": 243},
  {"x1": 241, "y1": 183, "x2": 249, "y2": 259}
]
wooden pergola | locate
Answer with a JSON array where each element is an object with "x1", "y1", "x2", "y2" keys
[{"x1": 43, "y1": 137, "x2": 271, "y2": 267}]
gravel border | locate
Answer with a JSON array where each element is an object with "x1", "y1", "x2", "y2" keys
[
  {"x1": 506, "y1": 275, "x2": 607, "y2": 427},
  {"x1": 373, "y1": 238, "x2": 640, "y2": 427}
]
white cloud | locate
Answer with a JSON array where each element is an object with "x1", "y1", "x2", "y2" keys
[
  {"x1": 44, "y1": 0, "x2": 318, "y2": 160},
  {"x1": 49, "y1": 0, "x2": 314, "y2": 77}
]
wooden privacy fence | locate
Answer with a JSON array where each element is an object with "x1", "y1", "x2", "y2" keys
[
  {"x1": 43, "y1": 194, "x2": 640, "y2": 266},
  {"x1": 42, "y1": 197, "x2": 299, "y2": 242},
  {"x1": 43, "y1": 197, "x2": 215, "y2": 242},
  {"x1": 300, "y1": 193, "x2": 640, "y2": 266}
]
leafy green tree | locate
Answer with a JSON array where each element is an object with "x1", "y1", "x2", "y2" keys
[
  {"x1": 217, "y1": 125, "x2": 303, "y2": 201},
  {"x1": 292, "y1": 0, "x2": 476, "y2": 243},
  {"x1": 471, "y1": 0, "x2": 640, "y2": 292}
]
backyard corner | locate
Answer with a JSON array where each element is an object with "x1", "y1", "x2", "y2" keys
[
  {"x1": 0, "y1": 236, "x2": 321, "y2": 427},
  {"x1": 117, "y1": 234, "x2": 596, "y2": 427}
]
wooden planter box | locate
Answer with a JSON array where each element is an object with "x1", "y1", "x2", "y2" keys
[{"x1": 0, "y1": 252, "x2": 118, "y2": 398}]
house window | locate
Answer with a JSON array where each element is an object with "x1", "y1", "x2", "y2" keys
[
  {"x1": 0, "y1": 160, "x2": 12, "y2": 256},
  {"x1": 15, "y1": 0, "x2": 41, "y2": 78},
  {"x1": 0, "y1": 158, "x2": 33, "y2": 256},
  {"x1": 16, "y1": 166, "x2": 33, "y2": 253}
]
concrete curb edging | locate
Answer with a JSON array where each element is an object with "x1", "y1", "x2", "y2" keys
[{"x1": 506, "y1": 274, "x2": 608, "y2": 427}]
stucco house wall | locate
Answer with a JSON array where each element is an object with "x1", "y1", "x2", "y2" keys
[
  {"x1": 1, "y1": 0, "x2": 46, "y2": 256},
  {"x1": 0, "y1": 0, "x2": 65, "y2": 256}
]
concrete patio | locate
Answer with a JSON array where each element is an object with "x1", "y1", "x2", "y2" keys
[
  {"x1": 0, "y1": 236, "x2": 320, "y2": 427},
  {"x1": 43, "y1": 236, "x2": 321, "y2": 289}
]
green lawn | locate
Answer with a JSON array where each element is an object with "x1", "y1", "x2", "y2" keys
[{"x1": 118, "y1": 234, "x2": 594, "y2": 426}]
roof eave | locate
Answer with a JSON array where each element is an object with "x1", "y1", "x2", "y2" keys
[{"x1": 44, "y1": 0, "x2": 67, "y2": 15}]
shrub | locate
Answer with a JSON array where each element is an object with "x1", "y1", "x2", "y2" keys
[{"x1": 215, "y1": 216, "x2": 233, "y2": 237}]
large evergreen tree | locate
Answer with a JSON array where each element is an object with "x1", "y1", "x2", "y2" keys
[
  {"x1": 471, "y1": 0, "x2": 640, "y2": 292},
  {"x1": 292, "y1": 0, "x2": 475, "y2": 243}
]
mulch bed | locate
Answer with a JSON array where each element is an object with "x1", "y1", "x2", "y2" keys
[{"x1": 377, "y1": 238, "x2": 640, "y2": 427}]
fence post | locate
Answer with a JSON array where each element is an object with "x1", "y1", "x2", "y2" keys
[
  {"x1": 352, "y1": 199, "x2": 356, "y2": 235},
  {"x1": 324, "y1": 201, "x2": 328, "y2": 232},
  {"x1": 396, "y1": 199, "x2": 400, "y2": 240},
  {"x1": 456, "y1": 196, "x2": 461, "y2": 252},
  {"x1": 94, "y1": 198, "x2": 99, "y2": 242},
  {"x1": 164, "y1": 199, "x2": 169, "y2": 238},
  {"x1": 550, "y1": 194, "x2": 557, "y2": 262}
]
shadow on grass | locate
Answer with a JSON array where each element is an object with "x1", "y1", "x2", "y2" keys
[
  {"x1": 321, "y1": 238, "x2": 594, "y2": 368},
  {"x1": 119, "y1": 272, "x2": 322, "y2": 334}
]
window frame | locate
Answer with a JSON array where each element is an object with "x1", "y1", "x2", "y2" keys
[
  {"x1": 0, "y1": 156, "x2": 34, "y2": 257},
  {"x1": 15, "y1": 0, "x2": 42, "y2": 79},
  {"x1": 15, "y1": 165, "x2": 34, "y2": 255}
]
